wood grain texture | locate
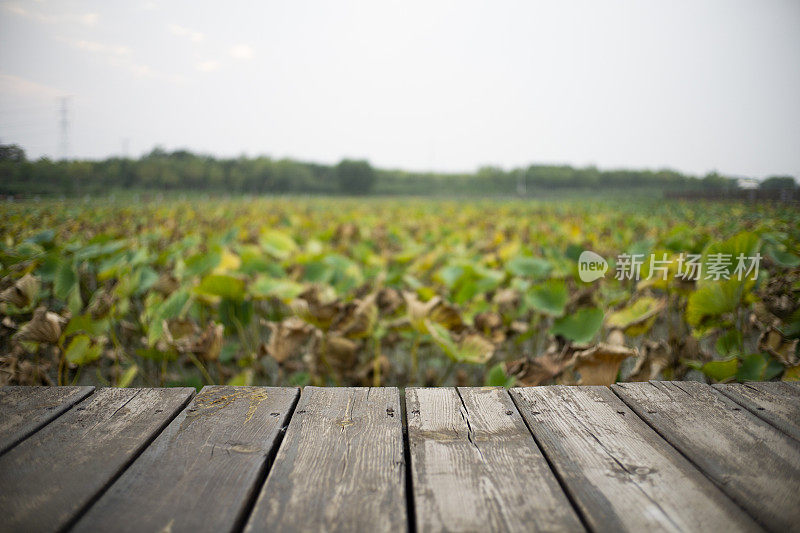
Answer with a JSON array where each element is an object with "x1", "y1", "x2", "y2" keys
[
  {"x1": 613, "y1": 380, "x2": 800, "y2": 532},
  {"x1": 0, "y1": 387, "x2": 193, "y2": 533},
  {"x1": 407, "y1": 387, "x2": 583, "y2": 532},
  {"x1": 73, "y1": 386, "x2": 299, "y2": 533},
  {"x1": 244, "y1": 387, "x2": 406, "y2": 533},
  {"x1": 0, "y1": 385, "x2": 94, "y2": 454},
  {"x1": 714, "y1": 381, "x2": 800, "y2": 442},
  {"x1": 511, "y1": 385, "x2": 760, "y2": 532}
]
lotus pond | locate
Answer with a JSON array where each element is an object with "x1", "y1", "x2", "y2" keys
[{"x1": 1, "y1": 195, "x2": 798, "y2": 389}]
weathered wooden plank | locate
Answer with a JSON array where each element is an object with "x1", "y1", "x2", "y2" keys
[
  {"x1": 0, "y1": 387, "x2": 193, "y2": 533},
  {"x1": 714, "y1": 382, "x2": 800, "y2": 442},
  {"x1": 0, "y1": 385, "x2": 94, "y2": 454},
  {"x1": 613, "y1": 380, "x2": 800, "y2": 532},
  {"x1": 72, "y1": 386, "x2": 298, "y2": 533},
  {"x1": 244, "y1": 387, "x2": 406, "y2": 533},
  {"x1": 407, "y1": 387, "x2": 583, "y2": 532},
  {"x1": 511, "y1": 385, "x2": 760, "y2": 532}
]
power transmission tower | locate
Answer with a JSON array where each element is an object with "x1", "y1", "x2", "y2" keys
[{"x1": 59, "y1": 97, "x2": 70, "y2": 160}]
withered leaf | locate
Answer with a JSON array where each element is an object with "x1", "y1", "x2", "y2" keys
[
  {"x1": 492, "y1": 288, "x2": 520, "y2": 315},
  {"x1": 332, "y1": 293, "x2": 377, "y2": 339},
  {"x1": 291, "y1": 286, "x2": 342, "y2": 330},
  {"x1": 629, "y1": 340, "x2": 673, "y2": 381},
  {"x1": 474, "y1": 311, "x2": 505, "y2": 343},
  {"x1": 403, "y1": 291, "x2": 463, "y2": 333},
  {"x1": 191, "y1": 322, "x2": 223, "y2": 362},
  {"x1": 0, "y1": 273, "x2": 40, "y2": 309},
  {"x1": 376, "y1": 287, "x2": 403, "y2": 315},
  {"x1": 152, "y1": 273, "x2": 180, "y2": 295},
  {"x1": 265, "y1": 317, "x2": 311, "y2": 363},
  {"x1": 505, "y1": 342, "x2": 574, "y2": 386},
  {"x1": 758, "y1": 326, "x2": 799, "y2": 366},
  {"x1": 571, "y1": 342, "x2": 638, "y2": 386},
  {"x1": 324, "y1": 334, "x2": 359, "y2": 370},
  {"x1": 14, "y1": 307, "x2": 65, "y2": 344}
]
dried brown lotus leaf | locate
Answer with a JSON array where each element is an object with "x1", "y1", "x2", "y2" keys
[
  {"x1": 334, "y1": 222, "x2": 359, "y2": 244},
  {"x1": 192, "y1": 322, "x2": 224, "y2": 362},
  {"x1": 458, "y1": 333, "x2": 495, "y2": 364},
  {"x1": 324, "y1": 334, "x2": 359, "y2": 370},
  {"x1": 629, "y1": 340, "x2": 673, "y2": 381},
  {"x1": 758, "y1": 327, "x2": 799, "y2": 366},
  {"x1": 506, "y1": 346, "x2": 573, "y2": 387},
  {"x1": 265, "y1": 317, "x2": 311, "y2": 363},
  {"x1": 292, "y1": 286, "x2": 342, "y2": 329},
  {"x1": 606, "y1": 328, "x2": 626, "y2": 347},
  {"x1": 760, "y1": 272, "x2": 800, "y2": 320},
  {"x1": 88, "y1": 290, "x2": 115, "y2": 319},
  {"x1": 474, "y1": 311, "x2": 502, "y2": 331},
  {"x1": 429, "y1": 301, "x2": 463, "y2": 330},
  {"x1": 509, "y1": 321, "x2": 528, "y2": 334},
  {"x1": 376, "y1": 288, "x2": 403, "y2": 315},
  {"x1": 403, "y1": 291, "x2": 440, "y2": 330},
  {"x1": 152, "y1": 273, "x2": 179, "y2": 295},
  {"x1": 1, "y1": 353, "x2": 52, "y2": 385},
  {"x1": 14, "y1": 307, "x2": 65, "y2": 344},
  {"x1": 333, "y1": 293, "x2": 378, "y2": 339},
  {"x1": 473, "y1": 311, "x2": 505, "y2": 343},
  {"x1": 167, "y1": 318, "x2": 199, "y2": 341},
  {"x1": 571, "y1": 342, "x2": 638, "y2": 386},
  {"x1": 403, "y1": 291, "x2": 463, "y2": 333},
  {"x1": 492, "y1": 288, "x2": 520, "y2": 314},
  {"x1": 0, "y1": 274, "x2": 40, "y2": 309}
]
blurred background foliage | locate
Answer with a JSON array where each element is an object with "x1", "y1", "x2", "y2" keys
[{"x1": 1, "y1": 195, "x2": 798, "y2": 390}]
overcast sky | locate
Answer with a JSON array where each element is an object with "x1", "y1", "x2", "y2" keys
[{"x1": 1, "y1": 0, "x2": 798, "y2": 178}]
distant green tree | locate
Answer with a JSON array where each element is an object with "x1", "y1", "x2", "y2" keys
[
  {"x1": 335, "y1": 159, "x2": 376, "y2": 195},
  {"x1": 0, "y1": 144, "x2": 26, "y2": 163},
  {"x1": 701, "y1": 171, "x2": 733, "y2": 190},
  {"x1": 0, "y1": 144, "x2": 752, "y2": 196},
  {"x1": 760, "y1": 176, "x2": 797, "y2": 189}
]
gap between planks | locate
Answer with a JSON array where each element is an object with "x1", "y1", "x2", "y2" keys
[
  {"x1": 612, "y1": 380, "x2": 800, "y2": 532},
  {"x1": 0, "y1": 387, "x2": 195, "y2": 533}
]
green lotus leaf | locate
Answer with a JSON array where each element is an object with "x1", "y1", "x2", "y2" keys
[
  {"x1": 526, "y1": 279, "x2": 568, "y2": 316},
  {"x1": 65, "y1": 334, "x2": 104, "y2": 365},
  {"x1": 261, "y1": 229, "x2": 298, "y2": 259},
  {"x1": 686, "y1": 280, "x2": 743, "y2": 329},
  {"x1": 196, "y1": 274, "x2": 246, "y2": 300},
  {"x1": 506, "y1": 256, "x2": 551, "y2": 279},
  {"x1": 606, "y1": 296, "x2": 663, "y2": 336},
  {"x1": 551, "y1": 307, "x2": 604, "y2": 344}
]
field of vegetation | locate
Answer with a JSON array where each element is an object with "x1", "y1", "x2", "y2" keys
[{"x1": 1, "y1": 196, "x2": 798, "y2": 389}]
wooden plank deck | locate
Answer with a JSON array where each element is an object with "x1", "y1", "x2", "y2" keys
[{"x1": 0, "y1": 381, "x2": 798, "y2": 533}]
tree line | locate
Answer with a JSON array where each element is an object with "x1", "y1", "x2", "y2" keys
[{"x1": 0, "y1": 144, "x2": 795, "y2": 197}]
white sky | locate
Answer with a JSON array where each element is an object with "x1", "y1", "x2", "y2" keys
[{"x1": 1, "y1": 0, "x2": 798, "y2": 178}]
